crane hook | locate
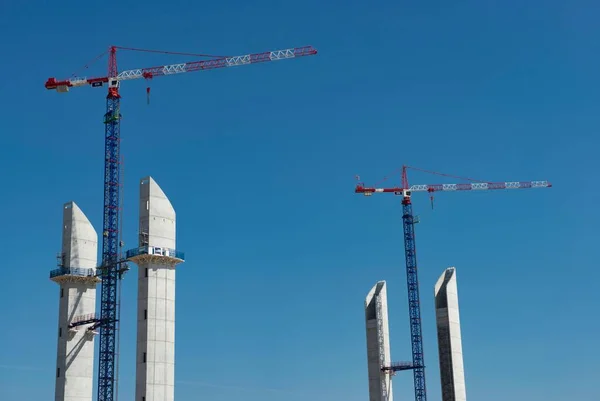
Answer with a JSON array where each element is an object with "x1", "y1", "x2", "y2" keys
[{"x1": 146, "y1": 87, "x2": 151, "y2": 105}]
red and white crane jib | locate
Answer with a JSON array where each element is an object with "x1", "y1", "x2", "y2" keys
[
  {"x1": 44, "y1": 46, "x2": 317, "y2": 93},
  {"x1": 355, "y1": 180, "x2": 552, "y2": 197}
]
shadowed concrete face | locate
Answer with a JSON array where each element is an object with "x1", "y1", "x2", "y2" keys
[
  {"x1": 434, "y1": 267, "x2": 467, "y2": 401},
  {"x1": 365, "y1": 281, "x2": 393, "y2": 401},
  {"x1": 135, "y1": 177, "x2": 178, "y2": 401},
  {"x1": 53, "y1": 202, "x2": 99, "y2": 401}
]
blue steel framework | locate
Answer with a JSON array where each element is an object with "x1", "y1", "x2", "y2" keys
[
  {"x1": 355, "y1": 165, "x2": 552, "y2": 401},
  {"x1": 44, "y1": 44, "x2": 318, "y2": 401},
  {"x1": 401, "y1": 197, "x2": 427, "y2": 401},
  {"x1": 97, "y1": 46, "x2": 122, "y2": 401}
]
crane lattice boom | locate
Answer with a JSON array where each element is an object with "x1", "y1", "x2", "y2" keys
[
  {"x1": 45, "y1": 46, "x2": 317, "y2": 92},
  {"x1": 355, "y1": 180, "x2": 551, "y2": 195}
]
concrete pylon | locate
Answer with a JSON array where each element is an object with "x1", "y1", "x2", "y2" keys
[
  {"x1": 126, "y1": 177, "x2": 184, "y2": 401},
  {"x1": 434, "y1": 267, "x2": 467, "y2": 401},
  {"x1": 50, "y1": 202, "x2": 100, "y2": 401},
  {"x1": 365, "y1": 281, "x2": 393, "y2": 401}
]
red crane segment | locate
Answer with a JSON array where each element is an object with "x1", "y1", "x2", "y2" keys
[
  {"x1": 45, "y1": 45, "x2": 317, "y2": 92},
  {"x1": 356, "y1": 164, "x2": 552, "y2": 196},
  {"x1": 356, "y1": 180, "x2": 552, "y2": 194}
]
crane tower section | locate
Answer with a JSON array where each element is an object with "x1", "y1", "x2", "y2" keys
[{"x1": 94, "y1": 46, "x2": 123, "y2": 401}]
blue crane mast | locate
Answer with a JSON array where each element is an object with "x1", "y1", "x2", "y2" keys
[
  {"x1": 96, "y1": 46, "x2": 122, "y2": 401},
  {"x1": 355, "y1": 165, "x2": 552, "y2": 401},
  {"x1": 401, "y1": 193, "x2": 427, "y2": 400}
]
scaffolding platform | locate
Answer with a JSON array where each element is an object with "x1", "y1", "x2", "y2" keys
[
  {"x1": 382, "y1": 361, "x2": 421, "y2": 372},
  {"x1": 126, "y1": 245, "x2": 184, "y2": 266},
  {"x1": 69, "y1": 313, "x2": 99, "y2": 328},
  {"x1": 49, "y1": 267, "x2": 101, "y2": 284}
]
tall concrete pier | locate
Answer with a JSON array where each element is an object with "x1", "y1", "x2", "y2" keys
[
  {"x1": 365, "y1": 281, "x2": 393, "y2": 401},
  {"x1": 126, "y1": 177, "x2": 184, "y2": 401},
  {"x1": 50, "y1": 202, "x2": 100, "y2": 401},
  {"x1": 434, "y1": 267, "x2": 467, "y2": 401}
]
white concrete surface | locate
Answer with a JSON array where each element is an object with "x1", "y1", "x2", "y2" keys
[
  {"x1": 134, "y1": 177, "x2": 178, "y2": 401},
  {"x1": 365, "y1": 281, "x2": 393, "y2": 401},
  {"x1": 434, "y1": 267, "x2": 467, "y2": 401},
  {"x1": 52, "y1": 202, "x2": 99, "y2": 401}
]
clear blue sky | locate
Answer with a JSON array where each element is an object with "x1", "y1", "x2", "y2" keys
[{"x1": 0, "y1": 0, "x2": 598, "y2": 400}]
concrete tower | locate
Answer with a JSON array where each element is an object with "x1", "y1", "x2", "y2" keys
[
  {"x1": 365, "y1": 281, "x2": 393, "y2": 401},
  {"x1": 50, "y1": 202, "x2": 100, "y2": 401},
  {"x1": 434, "y1": 267, "x2": 467, "y2": 401},
  {"x1": 126, "y1": 177, "x2": 184, "y2": 401}
]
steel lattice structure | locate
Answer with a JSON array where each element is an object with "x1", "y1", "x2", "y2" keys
[
  {"x1": 96, "y1": 46, "x2": 122, "y2": 401},
  {"x1": 401, "y1": 197, "x2": 426, "y2": 400},
  {"x1": 355, "y1": 165, "x2": 551, "y2": 401},
  {"x1": 44, "y1": 44, "x2": 317, "y2": 401},
  {"x1": 45, "y1": 46, "x2": 317, "y2": 91}
]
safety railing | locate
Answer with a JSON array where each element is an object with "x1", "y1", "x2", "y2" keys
[
  {"x1": 49, "y1": 267, "x2": 96, "y2": 279},
  {"x1": 390, "y1": 361, "x2": 414, "y2": 369},
  {"x1": 126, "y1": 246, "x2": 185, "y2": 260},
  {"x1": 382, "y1": 361, "x2": 418, "y2": 372},
  {"x1": 71, "y1": 313, "x2": 97, "y2": 325}
]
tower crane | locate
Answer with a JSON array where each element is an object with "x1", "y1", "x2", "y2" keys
[
  {"x1": 44, "y1": 44, "x2": 317, "y2": 401},
  {"x1": 355, "y1": 165, "x2": 551, "y2": 401}
]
